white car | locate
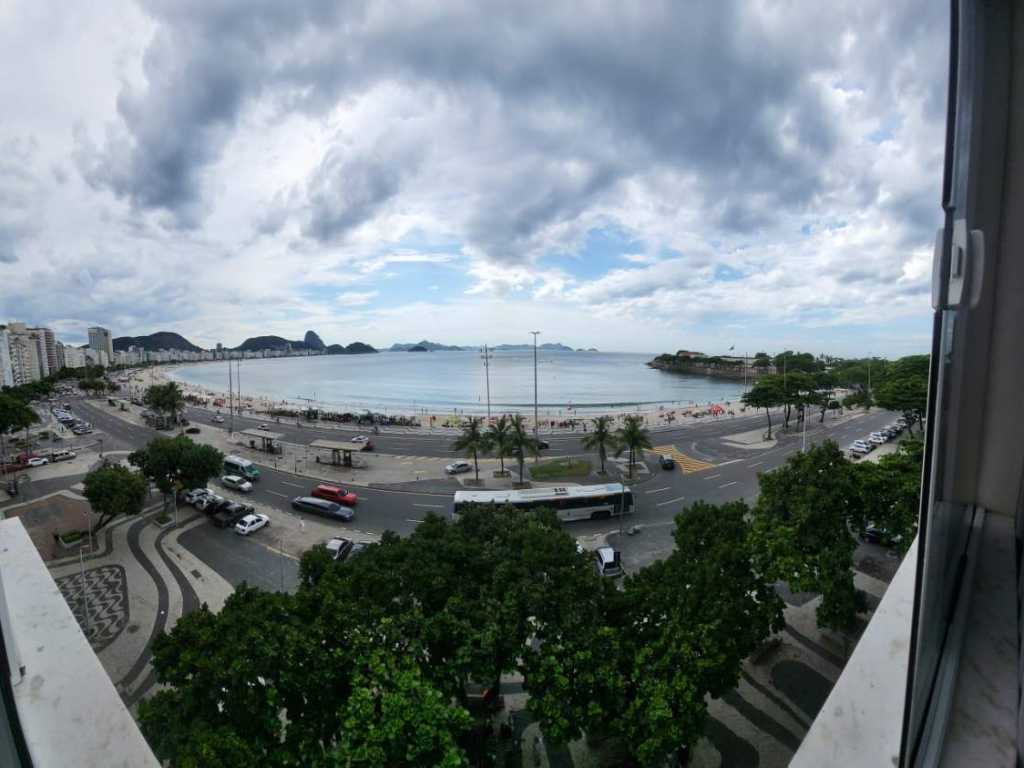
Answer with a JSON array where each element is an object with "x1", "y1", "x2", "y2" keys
[
  {"x1": 257, "y1": 424, "x2": 270, "y2": 431},
  {"x1": 850, "y1": 440, "x2": 873, "y2": 453},
  {"x1": 351, "y1": 435, "x2": 370, "y2": 444},
  {"x1": 26, "y1": 457, "x2": 49, "y2": 467},
  {"x1": 212, "y1": 415, "x2": 225, "y2": 424},
  {"x1": 235, "y1": 513, "x2": 270, "y2": 536},
  {"x1": 221, "y1": 474, "x2": 253, "y2": 493},
  {"x1": 445, "y1": 460, "x2": 473, "y2": 475},
  {"x1": 868, "y1": 434, "x2": 887, "y2": 445},
  {"x1": 183, "y1": 488, "x2": 213, "y2": 505}
]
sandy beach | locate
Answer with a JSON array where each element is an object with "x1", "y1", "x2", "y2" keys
[{"x1": 128, "y1": 363, "x2": 756, "y2": 432}]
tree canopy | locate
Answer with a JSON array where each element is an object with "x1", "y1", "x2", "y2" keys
[
  {"x1": 82, "y1": 464, "x2": 150, "y2": 532},
  {"x1": 451, "y1": 416, "x2": 486, "y2": 481},
  {"x1": 144, "y1": 381, "x2": 187, "y2": 427},
  {"x1": 874, "y1": 355, "x2": 929, "y2": 431},
  {"x1": 129, "y1": 435, "x2": 224, "y2": 499}
]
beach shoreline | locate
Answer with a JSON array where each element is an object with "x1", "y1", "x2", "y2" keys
[{"x1": 129, "y1": 361, "x2": 752, "y2": 431}]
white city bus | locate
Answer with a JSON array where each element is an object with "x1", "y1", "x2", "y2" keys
[{"x1": 452, "y1": 483, "x2": 633, "y2": 522}]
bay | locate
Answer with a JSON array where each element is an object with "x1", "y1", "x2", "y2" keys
[{"x1": 168, "y1": 350, "x2": 746, "y2": 416}]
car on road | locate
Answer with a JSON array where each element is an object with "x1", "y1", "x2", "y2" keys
[
  {"x1": 26, "y1": 457, "x2": 49, "y2": 467},
  {"x1": 221, "y1": 474, "x2": 253, "y2": 493},
  {"x1": 537, "y1": 439, "x2": 550, "y2": 450},
  {"x1": 257, "y1": 424, "x2": 270, "y2": 431},
  {"x1": 291, "y1": 496, "x2": 355, "y2": 522},
  {"x1": 594, "y1": 547, "x2": 623, "y2": 578},
  {"x1": 445, "y1": 460, "x2": 473, "y2": 475},
  {"x1": 183, "y1": 488, "x2": 213, "y2": 505},
  {"x1": 851, "y1": 440, "x2": 873, "y2": 454},
  {"x1": 235, "y1": 513, "x2": 270, "y2": 536},
  {"x1": 351, "y1": 435, "x2": 370, "y2": 444},
  {"x1": 659, "y1": 454, "x2": 675, "y2": 470},
  {"x1": 311, "y1": 483, "x2": 358, "y2": 506},
  {"x1": 51, "y1": 450, "x2": 76, "y2": 462},
  {"x1": 213, "y1": 501, "x2": 255, "y2": 528},
  {"x1": 212, "y1": 415, "x2": 225, "y2": 423}
]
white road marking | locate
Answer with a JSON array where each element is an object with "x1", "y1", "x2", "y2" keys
[
  {"x1": 265, "y1": 490, "x2": 288, "y2": 498},
  {"x1": 748, "y1": 461, "x2": 764, "y2": 468},
  {"x1": 644, "y1": 486, "x2": 671, "y2": 494},
  {"x1": 406, "y1": 519, "x2": 425, "y2": 524},
  {"x1": 656, "y1": 495, "x2": 687, "y2": 507},
  {"x1": 413, "y1": 503, "x2": 444, "y2": 509},
  {"x1": 716, "y1": 459, "x2": 743, "y2": 466},
  {"x1": 281, "y1": 481, "x2": 303, "y2": 488},
  {"x1": 704, "y1": 474, "x2": 722, "y2": 480},
  {"x1": 719, "y1": 481, "x2": 738, "y2": 489}
]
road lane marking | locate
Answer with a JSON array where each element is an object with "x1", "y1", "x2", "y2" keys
[
  {"x1": 748, "y1": 461, "x2": 764, "y2": 467},
  {"x1": 414, "y1": 503, "x2": 444, "y2": 509},
  {"x1": 716, "y1": 459, "x2": 743, "y2": 466},
  {"x1": 644, "y1": 486, "x2": 671, "y2": 494},
  {"x1": 406, "y1": 519, "x2": 425, "y2": 524},
  {"x1": 265, "y1": 490, "x2": 288, "y2": 498},
  {"x1": 704, "y1": 474, "x2": 722, "y2": 480},
  {"x1": 281, "y1": 481, "x2": 303, "y2": 488},
  {"x1": 719, "y1": 481, "x2": 738, "y2": 488},
  {"x1": 656, "y1": 495, "x2": 687, "y2": 507}
]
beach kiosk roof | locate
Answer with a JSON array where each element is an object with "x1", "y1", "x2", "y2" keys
[
  {"x1": 310, "y1": 437, "x2": 370, "y2": 467},
  {"x1": 239, "y1": 428, "x2": 284, "y2": 453}
]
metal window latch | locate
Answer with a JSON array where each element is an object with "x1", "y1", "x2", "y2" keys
[{"x1": 933, "y1": 219, "x2": 985, "y2": 310}]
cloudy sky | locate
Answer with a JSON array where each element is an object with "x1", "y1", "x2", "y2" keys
[{"x1": 1, "y1": 1, "x2": 947, "y2": 356}]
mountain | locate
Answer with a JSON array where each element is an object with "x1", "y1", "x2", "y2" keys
[
  {"x1": 325, "y1": 342, "x2": 378, "y2": 355},
  {"x1": 303, "y1": 330, "x2": 325, "y2": 351},
  {"x1": 491, "y1": 342, "x2": 576, "y2": 352},
  {"x1": 113, "y1": 332, "x2": 202, "y2": 353},
  {"x1": 408, "y1": 344, "x2": 429, "y2": 352},
  {"x1": 390, "y1": 340, "x2": 467, "y2": 351},
  {"x1": 234, "y1": 335, "x2": 295, "y2": 352}
]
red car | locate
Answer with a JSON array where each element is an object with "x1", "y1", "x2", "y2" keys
[{"x1": 311, "y1": 483, "x2": 358, "y2": 507}]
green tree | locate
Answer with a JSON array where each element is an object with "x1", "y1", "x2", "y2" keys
[
  {"x1": 751, "y1": 441, "x2": 864, "y2": 634},
  {"x1": 613, "y1": 414, "x2": 651, "y2": 479},
  {"x1": 581, "y1": 415, "x2": 616, "y2": 474},
  {"x1": 742, "y1": 376, "x2": 784, "y2": 439},
  {"x1": 144, "y1": 381, "x2": 187, "y2": 430},
  {"x1": 484, "y1": 414, "x2": 512, "y2": 475},
  {"x1": 0, "y1": 393, "x2": 39, "y2": 466},
  {"x1": 82, "y1": 464, "x2": 150, "y2": 532},
  {"x1": 852, "y1": 438, "x2": 923, "y2": 553},
  {"x1": 507, "y1": 413, "x2": 539, "y2": 483},
  {"x1": 752, "y1": 351, "x2": 771, "y2": 369},
  {"x1": 874, "y1": 355, "x2": 929, "y2": 432},
  {"x1": 129, "y1": 436, "x2": 224, "y2": 511},
  {"x1": 451, "y1": 416, "x2": 486, "y2": 482}
]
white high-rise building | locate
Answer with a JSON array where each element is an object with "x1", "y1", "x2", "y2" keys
[
  {"x1": 62, "y1": 345, "x2": 87, "y2": 369},
  {"x1": 88, "y1": 326, "x2": 114, "y2": 363},
  {"x1": 5, "y1": 323, "x2": 42, "y2": 385},
  {"x1": 0, "y1": 328, "x2": 14, "y2": 387},
  {"x1": 29, "y1": 327, "x2": 57, "y2": 374}
]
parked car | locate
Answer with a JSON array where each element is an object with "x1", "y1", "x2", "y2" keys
[
  {"x1": 195, "y1": 493, "x2": 227, "y2": 512},
  {"x1": 445, "y1": 460, "x2": 473, "y2": 475},
  {"x1": 183, "y1": 488, "x2": 213, "y2": 505},
  {"x1": 851, "y1": 440, "x2": 873, "y2": 453},
  {"x1": 860, "y1": 523, "x2": 903, "y2": 547},
  {"x1": 659, "y1": 454, "x2": 675, "y2": 470},
  {"x1": 26, "y1": 457, "x2": 49, "y2": 467},
  {"x1": 213, "y1": 502, "x2": 255, "y2": 528},
  {"x1": 311, "y1": 483, "x2": 358, "y2": 506},
  {"x1": 594, "y1": 546, "x2": 623, "y2": 578},
  {"x1": 868, "y1": 434, "x2": 887, "y2": 445},
  {"x1": 51, "y1": 450, "x2": 76, "y2": 462},
  {"x1": 347, "y1": 541, "x2": 371, "y2": 560},
  {"x1": 351, "y1": 435, "x2": 370, "y2": 444},
  {"x1": 325, "y1": 537, "x2": 354, "y2": 561},
  {"x1": 235, "y1": 513, "x2": 270, "y2": 536},
  {"x1": 537, "y1": 439, "x2": 550, "y2": 450},
  {"x1": 185, "y1": 426, "x2": 201, "y2": 434},
  {"x1": 212, "y1": 415, "x2": 225, "y2": 424},
  {"x1": 291, "y1": 496, "x2": 355, "y2": 522},
  {"x1": 221, "y1": 474, "x2": 253, "y2": 493}
]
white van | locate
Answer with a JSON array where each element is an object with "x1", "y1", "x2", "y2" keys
[
  {"x1": 223, "y1": 455, "x2": 260, "y2": 481},
  {"x1": 594, "y1": 547, "x2": 623, "y2": 578}
]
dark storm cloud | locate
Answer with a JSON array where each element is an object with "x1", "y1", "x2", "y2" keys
[{"x1": 76, "y1": 0, "x2": 874, "y2": 252}]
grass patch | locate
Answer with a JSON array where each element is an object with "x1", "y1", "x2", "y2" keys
[{"x1": 529, "y1": 457, "x2": 592, "y2": 480}]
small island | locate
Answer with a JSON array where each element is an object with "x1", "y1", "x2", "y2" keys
[
  {"x1": 648, "y1": 350, "x2": 763, "y2": 381},
  {"x1": 408, "y1": 344, "x2": 429, "y2": 352}
]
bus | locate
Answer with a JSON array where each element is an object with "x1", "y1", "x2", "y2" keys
[
  {"x1": 224, "y1": 455, "x2": 260, "y2": 481},
  {"x1": 451, "y1": 483, "x2": 633, "y2": 523}
]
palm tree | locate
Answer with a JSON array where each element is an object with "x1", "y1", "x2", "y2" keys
[
  {"x1": 507, "y1": 414, "x2": 539, "y2": 484},
  {"x1": 451, "y1": 417, "x2": 487, "y2": 482},
  {"x1": 485, "y1": 415, "x2": 512, "y2": 476},
  {"x1": 582, "y1": 415, "x2": 616, "y2": 475},
  {"x1": 614, "y1": 414, "x2": 652, "y2": 479}
]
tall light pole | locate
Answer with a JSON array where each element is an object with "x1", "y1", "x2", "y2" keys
[
  {"x1": 228, "y1": 356, "x2": 234, "y2": 436},
  {"x1": 530, "y1": 331, "x2": 540, "y2": 449},
  {"x1": 481, "y1": 345, "x2": 493, "y2": 420}
]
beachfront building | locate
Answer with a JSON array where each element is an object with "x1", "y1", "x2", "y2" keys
[
  {"x1": 3, "y1": 322, "x2": 43, "y2": 385},
  {"x1": 88, "y1": 325, "x2": 114, "y2": 363},
  {"x1": 62, "y1": 345, "x2": 88, "y2": 370},
  {"x1": 0, "y1": 327, "x2": 13, "y2": 387}
]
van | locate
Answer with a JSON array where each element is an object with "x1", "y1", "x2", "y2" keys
[
  {"x1": 594, "y1": 547, "x2": 623, "y2": 578},
  {"x1": 224, "y1": 455, "x2": 260, "y2": 481},
  {"x1": 51, "y1": 450, "x2": 76, "y2": 462}
]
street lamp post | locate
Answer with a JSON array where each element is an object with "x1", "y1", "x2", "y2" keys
[
  {"x1": 530, "y1": 331, "x2": 540, "y2": 452},
  {"x1": 481, "y1": 345, "x2": 493, "y2": 420}
]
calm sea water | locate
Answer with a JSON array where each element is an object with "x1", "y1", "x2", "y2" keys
[{"x1": 169, "y1": 350, "x2": 745, "y2": 416}]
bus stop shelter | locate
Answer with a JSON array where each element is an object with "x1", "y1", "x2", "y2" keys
[
  {"x1": 310, "y1": 438, "x2": 369, "y2": 467},
  {"x1": 240, "y1": 428, "x2": 283, "y2": 453}
]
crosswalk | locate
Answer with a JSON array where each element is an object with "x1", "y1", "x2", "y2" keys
[{"x1": 651, "y1": 445, "x2": 716, "y2": 473}]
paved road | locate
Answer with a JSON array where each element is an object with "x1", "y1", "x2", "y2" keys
[{"x1": 70, "y1": 395, "x2": 901, "y2": 587}]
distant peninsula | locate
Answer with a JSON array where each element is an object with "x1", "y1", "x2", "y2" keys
[
  {"x1": 390, "y1": 340, "x2": 467, "y2": 352},
  {"x1": 647, "y1": 351, "x2": 762, "y2": 381},
  {"x1": 233, "y1": 330, "x2": 377, "y2": 354},
  {"x1": 491, "y1": 342, "x2": 576, "y2": 352}
]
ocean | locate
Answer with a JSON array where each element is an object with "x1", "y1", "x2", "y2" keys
[{"x1": 168, "y1": 349, "x2": 746, "y2": 416}]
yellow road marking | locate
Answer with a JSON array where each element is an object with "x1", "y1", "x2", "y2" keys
[{"x1": 651, "y1": 445, "x2": 716, "y2": 474}]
